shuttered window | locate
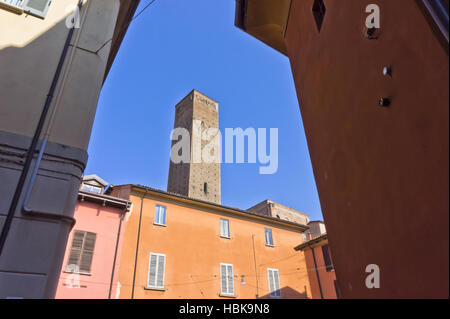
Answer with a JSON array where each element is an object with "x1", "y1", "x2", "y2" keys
[
  {"x1": 220, "y1": 218, "x2": 230, "y2": 238},
  {"x1": 66, "y1": 230, "x2": 96, "y2": 274},
  {"x1": 23, "y1": 0, "x2": 51, "y2": 18},
  {"x1": 322, "y1": 244, "x2": 334, "y2": 271},
  {"x1": 1, "y1": 0, "x2": 23, "y2": 7},
  {"x1": 154, "y1": 204, "x2": 167, "y2": 226},
  {"x1": 220, "y1": 263, "x2": 234, "y2": 296},
  {"x1": 147, "y1": 253, "x2": 165, "y2": 289},
  {"x1": 265, "y1": 228, "x2": 274, "y2": 246},
  {"x1": 267, "y1": 268, "x2": 281, "y2": 297}
]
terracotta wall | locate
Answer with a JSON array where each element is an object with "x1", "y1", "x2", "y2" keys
[
  {"x1": 117, "y1": 192, "x2": 312, "y2": 299},
  {"x1": 55, "y1": 200, "x2": 124, "y2": 299},
  {"x1": 285, "y1": 0, "x2": 449, "y2": 298},
  {"x1": 304, "y1": 245, "x2": 337, "y2": 299}
]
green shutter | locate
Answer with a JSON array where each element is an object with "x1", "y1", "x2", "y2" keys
[{"x1": 66, "y1": 230, "x2": 84, "y2": 271}]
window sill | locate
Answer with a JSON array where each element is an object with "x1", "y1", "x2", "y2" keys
[
  {"x1": 0, "y1": 2, "x2": 24, "y2": 15},
  {"x1": 220, "y1": 235, "x2": 231, "y2": 239},
  {"x1": 265, "y1": 244, "x2": 275, "y2": 248},
  {"x1": 153, "y1": 223, "x2": 167, "y2": 227},
  {"x1": 219, "y1": 293, "x2": 237, "y2": 298},
  {"x1": 145, "y1": 286, "x2": 166, "y2": 291},
  {"x1": 63, "y1": 270, "x2": 92, "y2": 276}
]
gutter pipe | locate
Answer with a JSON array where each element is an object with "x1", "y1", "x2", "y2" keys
[
  {"x1": 131, "y1": 188, "x2": 149, "y2": 298},
  {"x1": 311, "y1": 247, "x2": 324, "y2": 299},
  {"x1": 108, "y1": 204, "x2": 128, "y2": 299}
]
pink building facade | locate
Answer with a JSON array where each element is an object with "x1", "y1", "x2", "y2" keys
[{"x1": 55, "y1": 176, "x2": 130, "y2": 299}]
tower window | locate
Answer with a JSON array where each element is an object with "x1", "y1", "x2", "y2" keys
[
  {"x1": 204, "y1": 182, "x2": 208, "y2": 194},
  {"x1": 312, "y1": 0, "x2": 326, "y2": 32}
]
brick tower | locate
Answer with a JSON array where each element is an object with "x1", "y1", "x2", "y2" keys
[{"x1": 167, "y1": 90, "x2": 221, "y2": 204}]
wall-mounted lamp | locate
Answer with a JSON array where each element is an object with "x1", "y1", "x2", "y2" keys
[
  {"x1": 383, "y1": 65, "x2": 392, "y2": 77},
  {"x1": 365, "y1": 27, "x2": 379, "y2": 39},
  {"x1": 379, "y1": 98, "x2": 391, "y2": 107},
  {"x1": 241, "y1": 275, "x2": 246, "y2": 285}
]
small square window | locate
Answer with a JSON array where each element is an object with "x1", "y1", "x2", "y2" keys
[
  {"x1": 91, "y1": 186, "x2": 102, "y2": 194},
  {"x1": 82, "y1": 184, "x2": 102, "y2": 194},
  {"x1": 82, "y1": 184, "x2": 92, "y2": 192}
]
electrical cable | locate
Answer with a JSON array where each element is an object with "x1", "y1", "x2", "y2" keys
[
  {"x1": 87, "y1": 0, "x2": 158, "y2": 55},
  {"x1": 132, "y1": 0, "x2": 157, "y2": 21}
]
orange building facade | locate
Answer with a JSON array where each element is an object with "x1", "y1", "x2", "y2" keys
[{"x1": 109, "y1": 185, "x2": 312, "y2": 299}]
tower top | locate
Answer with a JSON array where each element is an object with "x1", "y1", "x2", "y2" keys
[{"x1": 175, "y1": 89, "x2": 219, "y2": 112}]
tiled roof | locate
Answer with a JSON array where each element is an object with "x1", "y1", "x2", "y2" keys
[
  {"x1": 114, "y1": 184, "x2": 309, "y2": 231},
  {"x1": 78, "y1": 190, "x2": 130, "y2": 209},
  {"x1": 294, "y1": 233, "x2": 328, "y2": 251}
]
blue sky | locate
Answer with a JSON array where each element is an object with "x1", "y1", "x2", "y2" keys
[{"x1": 85, "y1": 0, "x2": 323, "y2": 221}]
